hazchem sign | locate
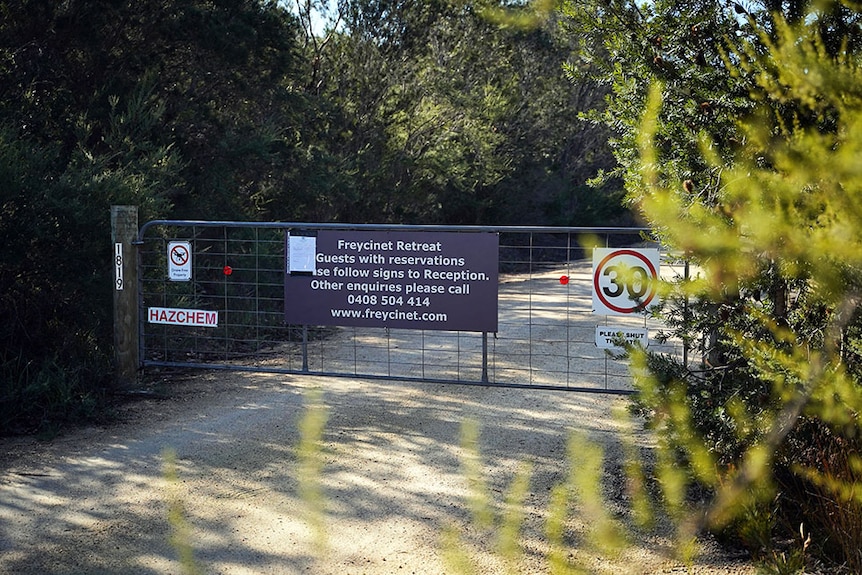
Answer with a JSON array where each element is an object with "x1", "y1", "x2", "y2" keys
[
  {"x1": 284, "y1": 230, "x2": 498, "y2": 331},
  {"x1": 592, "y1": 248, "x2": 660, "y2": 315},
  {"x1": 168, "y1": 241, "x2": 191, "y2": 281},
  {"x1": 148, "y1": 307, "x2": 218, "y2": 328}
]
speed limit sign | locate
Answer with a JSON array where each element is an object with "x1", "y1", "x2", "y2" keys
[{"x1": 592, "y1": 248, "x2": 660, "y2": 315}]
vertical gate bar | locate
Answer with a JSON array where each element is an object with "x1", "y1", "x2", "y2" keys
[
  {"x1": 352, "y1": 327, "x2": 358, "y2": 376},
  {"x1": 224, "y1": 225, "x2": 230, "y2": 362},
  {"x1": 135, "y1": 226, "x2": 146, "y2": 375},
  {"x1": 528, "y1": 232, "x2": 534, "y2": 383},
  {"x1": 159, "y1": 237, "x2": 167, "y2": 363},
  {"x1": 482, "y1": 332, "x2": 488, "y2": 383},
  {"x1": 302, "y1": 325, "x2": 309, "y2": 372},
  {"x1": 604, "y1": 232, "x2": 609, "y2": 390},
  {"x1": 255, "y1": 227, "x2": 261, "y2": 356},
  {"x1": 566, "y1": 232, "x2": 572, "y2": 387},
  {"x1": 386, "y1": 327, "x2": 392, "y2": 377},
  {"x1": 605, "y1": 351, "x2": 609, "y2": 390},
  {"x1": 165, "y1": 234, "x2": 171, "y2": 362},
  {"x1": 491, "y1": 332, "x2": 496, "y2": 382},
  {"x1": 456, "y1": 331, "x2": 461, "y2": 380}
]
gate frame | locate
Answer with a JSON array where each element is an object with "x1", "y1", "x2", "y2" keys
[{"x1": 130, "y1": 218, "x2": 669, "y2": 394}]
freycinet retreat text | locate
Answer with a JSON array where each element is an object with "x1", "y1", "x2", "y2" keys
[{"x1": 284, "y1": 230, "x2": 498, "y2": 332}]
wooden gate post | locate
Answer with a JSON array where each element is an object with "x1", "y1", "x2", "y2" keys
[{"x1": 111, "y1": 205, "x2": 139, "y2": 389}]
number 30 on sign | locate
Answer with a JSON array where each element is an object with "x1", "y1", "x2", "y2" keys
[{"x1": 592, "y1": 248, "x2": 660, "y2": 315}]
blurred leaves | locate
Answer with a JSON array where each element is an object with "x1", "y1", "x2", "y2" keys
[{"x1": 626, "y1": 3, "x2": 862, "y2": 570}]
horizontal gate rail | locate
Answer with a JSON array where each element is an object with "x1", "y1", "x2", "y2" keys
[{"x1": 136, "y1": 222, "x2": 684, "y2": 393}]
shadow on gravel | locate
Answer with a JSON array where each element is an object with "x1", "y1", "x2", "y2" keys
[{"x1": 0, "y1": 373, "x2": 747, "y2": 574}]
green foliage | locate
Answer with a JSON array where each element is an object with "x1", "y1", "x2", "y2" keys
[
  {"x1": 446, "y1": 420, "x2": 633, "y2": 575},
  {"x1": 576, "y1": 1, "x2": 862, "y2": 570},
  {"x1": 562, "y1": 0, "x2": 862, "y2": 570},
  {"x1": 0, "y1": 0, "x2": 304, "y2": 434},
  {"x1": 0, "y1": 352, "x2": 103, "y2": 437},
  {"x1": 305, "y1": 0, "x2": 621, "y2": 224},
  {"x1": 0, "y1": 0, "x2": 623, "y2": 432},
  {"x1": 562, "y1": 0, "x2": 751, "y2": 207},
  {"x1": 0, "y1": 117, "x2": 167, "y2": 433}
]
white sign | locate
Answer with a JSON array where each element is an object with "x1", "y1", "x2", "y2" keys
[
  {"x1": 592, "y1": 248, "x2": 660, "y2": 315},
  {"x1": 114, "y1": 242, "x2": 124, "y2": 291},
  {"x1": 596, "y1": 326, "x2": 649, "y2": 351},
  {"x1": 287, "y1": 235, "x2": 317, "y2": 273},
  {"x1": 168, "y1": 241, "x2": 192, "y2": 281},
  {"x1": 148, "y1": 307, "x2": 218, "y2": 328}
]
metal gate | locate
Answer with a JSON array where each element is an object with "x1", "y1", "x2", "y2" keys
[{"x1": 136, "y1": 222, "x2": 684, "y2": 393}]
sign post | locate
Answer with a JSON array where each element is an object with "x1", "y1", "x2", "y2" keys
[{"x1": 111, "y1": 205, "x2": 139, "y2": 389}]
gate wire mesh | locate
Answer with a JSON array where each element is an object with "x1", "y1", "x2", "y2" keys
[{"x1": 137, "y1": 222, "x2": 685, "y2": 393}]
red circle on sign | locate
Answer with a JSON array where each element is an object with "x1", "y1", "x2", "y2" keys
[
  {"x1": 593, "y1": 249, "x2": 658, "y2": 314},
  {"x1": 223, "y1": 266, "x2": 233, "y2": 276},
  {"x1": 170, "y1": 245, "x2": 189, "y2": 266},
  {"x1": 559, "y1": 275, "x2": 569, "y2": 285}
]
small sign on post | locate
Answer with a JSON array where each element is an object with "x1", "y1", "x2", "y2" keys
[
  {"x1": 287, "y1": 234, "x2": 317, "y2": 273},
  {"x1": 148, "y1": 307, "x2": 218, "y2": 328},
  {"x1": 168, "y1": 241, "x2": 192, "y2": 281}
]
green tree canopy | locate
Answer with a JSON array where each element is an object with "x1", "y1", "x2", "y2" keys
[
  {"x1": 0, "y1": 0, "x2": 307, "y2": 432},
  {"x1": 563, "y1": 0, "x2": 862, "y2": 568},
  {"x1": 296, "y1": 0, "x2": 621, "y2": 224},
  {"x1": 1, "y1": 0, "x2": 622, "y2": 433}
]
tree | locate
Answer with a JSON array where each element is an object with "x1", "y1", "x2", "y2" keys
[
  {"x1": 563, "y1": 0, "x2": 862, "y2": 568},
  {"x1": 0, "y1": 0, "x2": 623, "y2": 433},
  {"x1": 0, "y1": 0, "x2": 306, "y2": 433},
  {"x1": 297, "y1": 0, "x2": 621, "y2": 224}
]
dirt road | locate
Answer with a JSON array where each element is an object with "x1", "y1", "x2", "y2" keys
[{"x1": 0, "y1": 369, "x2": 755, "y2": 575}]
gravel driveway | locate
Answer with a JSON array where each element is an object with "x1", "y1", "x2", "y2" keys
[{"x1": 0, "y1": 367, "x2": 756, "y2": 575}]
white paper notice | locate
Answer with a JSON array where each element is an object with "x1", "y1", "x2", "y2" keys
[{"x1": 288, "y1": 235, "x2": 317, "y2": 273}]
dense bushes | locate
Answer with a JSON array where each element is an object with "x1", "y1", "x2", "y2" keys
[
  {"x1": 560, "y1": 0, "x2": 862, "y2": 570},
  {"x1": 0, "y1": 1, "x2": 621, "y2": 434},
  {"x1": 626, "y1": 8, "x2": 862, "y2": 571}
]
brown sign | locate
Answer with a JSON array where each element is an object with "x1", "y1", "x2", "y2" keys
[{"x1": 284, "y1": 230, "x2": 498, "y2": 331}]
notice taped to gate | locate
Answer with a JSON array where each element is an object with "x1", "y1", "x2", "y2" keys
[{"x1": 284, "y1": 230, "x2": 498, "y2": 331}]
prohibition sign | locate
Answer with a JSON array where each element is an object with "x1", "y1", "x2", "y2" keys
[
  {"x1": 168, "y1": 241, "x2": 192, "y2": 281},
  {"x1": 170, "y1": 244, "x2": 189, "y2": 267},
  {"x1": 593, "y1": 248, "x2": 659, "y2": 314}
]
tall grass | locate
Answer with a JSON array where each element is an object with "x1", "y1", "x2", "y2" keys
[{"x1": 0, "y1": 351, "x2": 103, "y2": 437}]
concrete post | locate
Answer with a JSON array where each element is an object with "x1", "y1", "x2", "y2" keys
[{"x1": 111, "y1": 205, "x2": 139, "y2": 388}]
